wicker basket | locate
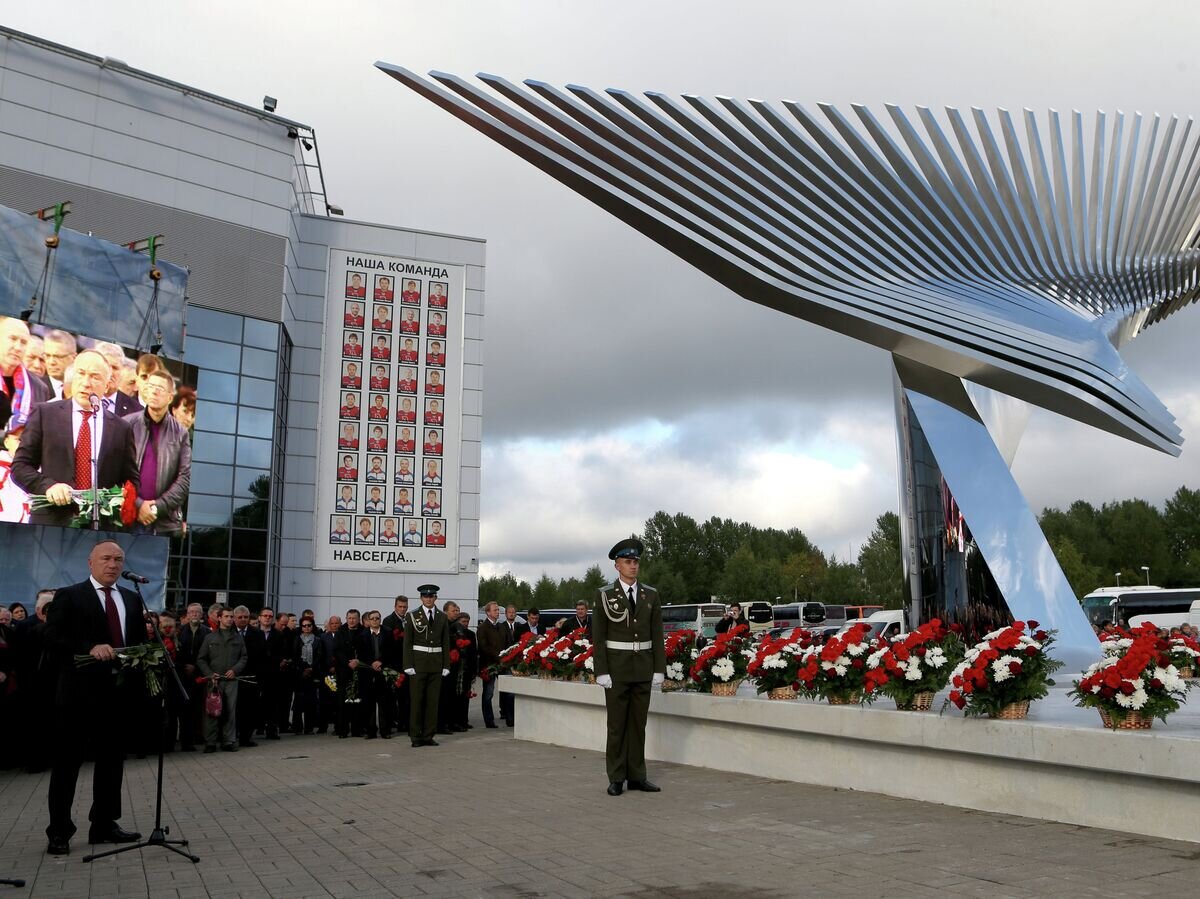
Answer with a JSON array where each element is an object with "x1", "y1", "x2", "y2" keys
[
  {"x1": 709, "y1": 679, "x2": 742, "y2": 697},
  {"x1": 989, "y1": 700, "x2": 1030, "y2": 720},
  {"x1": 826, "y1": 691, "x2": 862, "y2": 706},
  {"x1": 895, "y1": 691, "x2": 935, "y2": 711},
  {"x1": 1099, "y1": 708, "x2": 1153, "y2": 730},
  {"x1": 767, "y1": 686, "x2": 797, "y2": 701},
  {"x1": 660, "y1": 679, "x2": 684, "y2": 692},
  {"x1": 1179, "y1": 666, "x2": 1194, "y2": 679},
  {"x1": 580, "y1": 673, "x2": 595, "y2": 685},
  {"x1": 510, "y1": 670, "x2": 526, "y2": 678},
  {"x1": 537, "y1": 671, "x2": 554, "y2": 680}
]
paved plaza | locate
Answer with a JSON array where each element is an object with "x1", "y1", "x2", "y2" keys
[{"x1": 1, "y1": 702, "x2": 1198, "y2": 899}]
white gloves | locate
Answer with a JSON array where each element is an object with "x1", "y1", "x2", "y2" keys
[
  {"x1": 442, "y1": 668, "x2": 450, "y2": 676},
  {"x1": 596, "y1": 674, "x2": 612, "y2": 689},
  {"x1": 404, "y1": 668, "x2": 416, "y2": 676},
  {"x1": 652, "y1": 673, "x2": 664, "y2": 686}
]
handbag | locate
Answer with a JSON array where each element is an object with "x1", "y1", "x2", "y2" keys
[{"x1": 205, "y1": 684, "x2": 223, "y2": 718}]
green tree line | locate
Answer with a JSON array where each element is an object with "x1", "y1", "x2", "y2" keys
[
  {"x1": 479, "y1": 509, "x2": 906, "y2": 610},
  {"x1": 478, "y1": 486, "x2": 1200, "y2": 610}
]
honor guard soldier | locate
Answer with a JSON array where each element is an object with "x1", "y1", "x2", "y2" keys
[
  {"x1": 403, "y1": 584, "x2": 450, "y2": 747},
  {"x1": 593, "y1": 538, "x2": 666, "y2": 796}
]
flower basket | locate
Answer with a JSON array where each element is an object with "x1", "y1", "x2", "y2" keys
[
  {"x1": 709, "y1": 679, "x2": 742, "y2": 697},
  {"x1": 826, "y1": 691, "x2": 862, "y2": 706},
  {"x1": 895, "y1": 691, "x2": 935, "y2": 711},
  {"x1": 749, "y1": 627, "x2": 814, "y2": 697},
  {"x1": 767, "y1": 685, "x2": 797, "y2": 701},
  {"x1": 1179, "y1": 666, "x2": 1195, "y2": 680},
  {"x1": 664, "y1": 629, "x2": 698, "y2": 692},
  {"x1": 537, "y1": 671, "x2": 553, "y2": 680},
  {"x1": 1070, "y1": 623, "x2": 1190, "y2": 727},
  {"x1": 499, "y1": 631, "x2": 536, "y2": 676},
  {"x1": 510, "y1": 670, "x2": 527, "y2": 677},
  {"x1": 690, "y1": 624, "x2": 751, "y2": 694},
  {"x1": 946, "y1": 620, "x2": 1062, "y2": 717},
  {"x1": 795, "y1": 623, "x2": 889, "y2": 704},
  {"x1": 878, "y1": 619, "x2": 964, "y2": 710},
  {"x1": 989, "y1": 700, "x2": 1029, "y2": 720},
  {"x1": 1099, "y1": 708, "x2": 1152, "y2": 730}
]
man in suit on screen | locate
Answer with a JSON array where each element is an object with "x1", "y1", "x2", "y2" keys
[{"x1": 11, "y1": 350, "x2": 139, "y2": 528}]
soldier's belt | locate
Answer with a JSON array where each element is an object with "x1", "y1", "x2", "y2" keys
[
  {"x1": 606, "y1": 640, "x2": 653, "y2": 651},
  {"x1": 411, "y1": 645, "x2": 442, "y2": 653}
]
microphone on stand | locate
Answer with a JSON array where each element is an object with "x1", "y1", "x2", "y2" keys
[
  {"x1": 89, "y1": 393, "x2": 103, "y2": 410},
  {"x1": 122, "y1": 570, "x2": 151, "y2": 585}
]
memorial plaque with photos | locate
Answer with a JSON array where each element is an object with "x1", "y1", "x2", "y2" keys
[{"x1": 316, "y1": 249, "x2": 464, "y2": 571}]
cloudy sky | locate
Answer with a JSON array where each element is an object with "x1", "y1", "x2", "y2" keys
[{"x1": 10, "y1": 1, "x2": 1200, "y2": 584}]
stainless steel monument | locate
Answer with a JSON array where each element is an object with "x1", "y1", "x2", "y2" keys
[{"x1": 380, "y1": 64, "x2": 1200, "y2": 663}]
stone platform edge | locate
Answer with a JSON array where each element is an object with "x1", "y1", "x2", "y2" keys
[{"x1": 505, "y1": 676, "x2": 1200, "y2": 843}]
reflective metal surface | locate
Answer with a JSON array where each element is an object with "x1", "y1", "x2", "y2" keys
[
  {"x1": 381, "y1": 67, "x2": 1195, "y2": 647},
  {"x1": 379, "y1": 64, "x2": 1200, "y2": 456}
]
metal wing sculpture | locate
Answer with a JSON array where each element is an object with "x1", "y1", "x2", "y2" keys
[{"x1": 378, "y1": 63, "x2": 1200, "y2": 455}]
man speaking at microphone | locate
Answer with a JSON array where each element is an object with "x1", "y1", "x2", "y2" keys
[
  {"x1": 43, "y1": 541, "x2": 146, "y2": 855},
  {"x1": 11, "y1": 350, "x2": 139, "y2": 528}
]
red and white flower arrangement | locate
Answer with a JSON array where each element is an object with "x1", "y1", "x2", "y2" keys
[
  {"x1": 690, "y1": 624, "x2": 750, "y2": 693},
  {"x1": 663, "y1": 629, "x2": 698, "y2": 690},
  {"x1": 498, "y1": 631, "x2": 535, "y2": 676},
  {"x1": 946, "y1": 621, "x2": 1062, "y2": 717},
  {"x1": 1070, "y1": 623, "x2": 1190, "y2": 727},
  {"x1": 878, "y1": 619, "x2": 964, "y2": 710},
  {"x1": 748, "y1": 628, "x2": 814, "y2": 696},
  {"x1": 796, "y1": 622, "x2": 889, "y2": 704}
]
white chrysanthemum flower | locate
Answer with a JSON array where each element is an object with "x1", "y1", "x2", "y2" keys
[
  {"x1": 904, "y1": 659, "x2": 923, "y2": 681},
  {"x1": 926, "y1": 650, "x2": 947, "y2": 669},
  {"x1": 584, "y1": 656, "x2": 594, "y2": 671},
  {"x1": 666, "y1": 662, "x2": 683, "y2": 680},
  {"x1": 712, "y1": 657, "x2": 736, "y2": 681},
  {"x1": 990, "y1": 654, "x2": 1020, "y2": 683},
  {"x1": 1129, "y1": 688, "x2": 1148, "y2": 709},
  {"x1": 833, "y1": 664, "x2": 848, "y2": 677},
  {"x1": 846, "y1": 643, "x2": 866, "y2": 657},
  {"x1": 866, "y1": 648, "x2": 889, "y2": 670}
]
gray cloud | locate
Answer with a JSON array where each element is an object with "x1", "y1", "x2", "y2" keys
[{"x1": 11, "y1": 1, "x2": 1200, "y2": 583}]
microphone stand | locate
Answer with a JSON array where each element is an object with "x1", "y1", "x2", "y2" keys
[
  {"x1": 89, "y1": 395, "x2": 101, "y2": 531},
  {"x1": 84, "y1": 578, "x2": 200, "y2": 864}
]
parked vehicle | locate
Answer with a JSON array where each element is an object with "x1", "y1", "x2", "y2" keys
[
  {"x1": 838, "y1": 609, "x2": 907, "y2": 641},
  {"x1": 1128, "y1": 600, "x2": 1200, "y2": 631},
  {"x1": 843, "y1": 604, "x2": 884, "y2": 621},
  {"x1": 745, "y1": 601, "x2": 775, "y2": 634},
  {"x1": 661, "y1": 603, "x2": 727, "y2": 639},
  {"x1": 1080, "y1": 587, "x2": 1200, "y2": 629}
]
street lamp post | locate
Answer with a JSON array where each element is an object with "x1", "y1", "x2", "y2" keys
[
  {"x1": 1141, "y1": 565, "x2": 1150, "y2": 586},
  {"x1": 1115, "y1": 572, "x2": 1122, "y2": 587}
]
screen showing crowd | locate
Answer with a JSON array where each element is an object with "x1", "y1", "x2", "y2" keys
[{"x1": 0, "y1": 316, "x2": 195, "y2": 534}]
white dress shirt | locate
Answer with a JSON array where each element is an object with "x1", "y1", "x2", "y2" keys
[{"x1": 71, "y1": 399, "x2": 105, "y2": 451}]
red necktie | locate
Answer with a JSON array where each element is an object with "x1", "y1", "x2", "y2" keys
[
  {"x1": 102, "y1": 586, "x2": 124, "y2": 648},
  {"x1": 75, "y1": 410, "x2": 94, "y2": 489}
]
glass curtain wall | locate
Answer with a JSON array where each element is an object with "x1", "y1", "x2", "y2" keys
[{"x1": 165, "y1": 307, "x2": 288, "y2": 614}]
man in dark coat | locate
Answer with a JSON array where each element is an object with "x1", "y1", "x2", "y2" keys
[
  {"x1": 175, "y1": 603, "x2": 210, "y2": 751},
  {"x1": 381, "y1": 596, "x2": 410, "y2": 737},
  {"x1": 498, "y1": 604, "x2": 528, "y2": 727},
  {"x1": 43, "y1": 540, "x2": 146, "y2": 855},
  {"x1": 476, "y1": 602, "x2": 504, "y2": 728},
  {"x1": 333, "y1": 610, "x2": 365, "y2": 737}
]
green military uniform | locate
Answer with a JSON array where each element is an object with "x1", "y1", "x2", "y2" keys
[
  {"x1": 403, "y1": 588, "x2": 450, "y2": 746},
  {"x1": 593, "y1": 573, "x2": 666, "y2": 786}
]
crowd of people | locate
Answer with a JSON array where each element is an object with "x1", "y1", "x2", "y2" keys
[
  {"x1": 0, "y1": 593, "x2": 592, "y2": 766},
  {"x1": 0, "y1": 315, "x2": 195, "y2": 532}
]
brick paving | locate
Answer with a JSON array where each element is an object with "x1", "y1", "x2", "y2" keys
[{"x1": 1, "y1": 701, "x2": 1198, "y2": 898}]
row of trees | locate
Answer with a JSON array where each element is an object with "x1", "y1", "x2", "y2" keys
[
  {"x1": 479, "y1": 509, "x2": 906, "y2": 610},
  {"x1": 1040, "y1": 486, "x2": 1200, "y2": 597},
  {"x1": 478, "y1": 486, "x2": 1200, "y2": 611}
]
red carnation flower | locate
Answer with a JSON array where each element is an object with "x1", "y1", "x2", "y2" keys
[
  {"x1": 119, "y1": 481, "x2": 138, "y2": 527},
  {"x1": 1008, "y1": 661, "x2": 1022, "y2": 675},
  {"x1": 449, "y1": 649, "x2": 460, "y2": 663},
  {"x1": 1024, "y1": 645, "x2": 1038, "y2": 656},
  {"x1": 1150, "y1": 678, "x2": 1163, "y2": 690},
  {"x1": 1119, "y1": 682, "x2": 1135, "y2": 696},
  {"x1": 851, "y1": 658, "x2": 864, "y2": 669},
  {"x1": 949, "y1": 691, "x2": 965, "y2": 709}
]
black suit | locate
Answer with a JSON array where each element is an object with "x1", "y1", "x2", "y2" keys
[
  {"x1": 237, "y1": 628, "x2": 265, "y2": 744},
  {"x1": 113, "y1": 392, "x2": 141, "y2": 418},
  {"x1": 379, "y1": 614, "x2": 410, "y2": 734},
  {"x1": 333, "y1": 626, "x2": 365, "y2": 736},
  {"x1": 498, "y1": 619, "x2": 528, "y2": 726},
  {"x1": 10, "y1": 399, "x2": 139, "y2": 527},
  {"x1": 356, "y1": 628, "x2": 394, "y2": 737},
  {"x1": 44, "y1": 578, "x2": 145, "y2": 841},
  {"x1": 176, "y1": 623, "x2": 210, "y2": 749}
]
